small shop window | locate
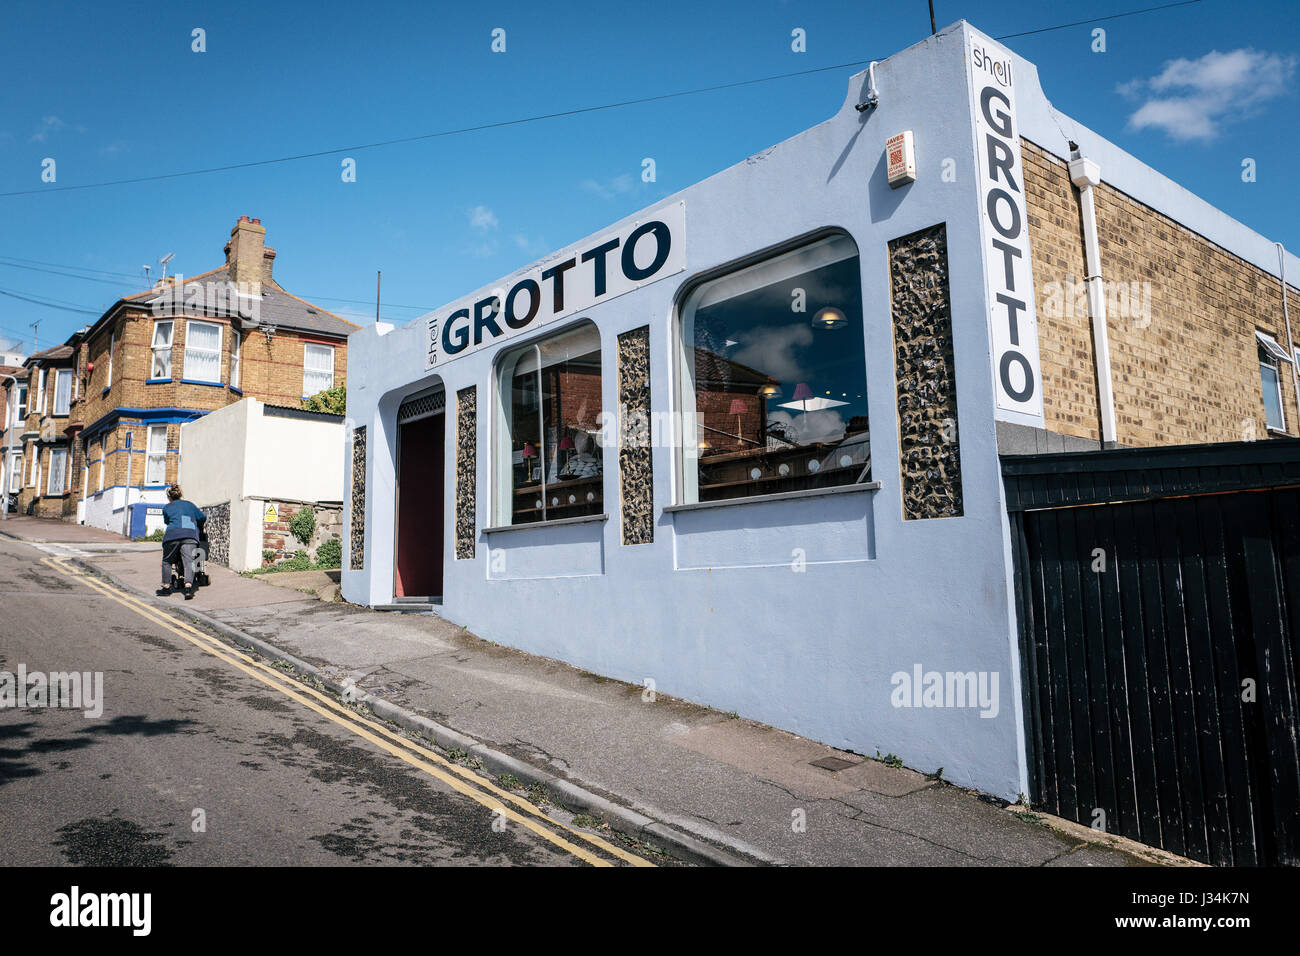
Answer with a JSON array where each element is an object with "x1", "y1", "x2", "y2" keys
[
  {"x1": 145, "y1": 425, "x2": 168, "y2": 485},
  {"x1": 304, "y1": 344, "x2": 334, "y2": 397},
  {"x1": 677, "y1": 233, "x2": 870, "y2": 504},
  {"x1": 151, "y1": 321, "x2": 174, "y2": 379},
  {"x1": 496, "y1": 322, "x2": 603, "y2": 525},
  {"x1": 185, "y1": 320, "x2": 223, "y2": 383}
]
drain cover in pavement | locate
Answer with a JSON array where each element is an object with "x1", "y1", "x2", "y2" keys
[{"x1": 810, "y1": 756, "x2": 859, "y2": 772}]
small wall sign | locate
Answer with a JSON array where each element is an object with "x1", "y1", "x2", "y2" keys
[
  {"x1": 886, "y1": 131, "x2": 916, "y2": 187},
  {"x1": 264, "y1": 503, "x2": 278, "y2": 523}
]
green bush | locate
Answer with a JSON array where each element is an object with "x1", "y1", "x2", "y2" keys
[
  {"x1": 316, "y1": 537, "x2": 342, "y2": 569},
  {"x1": 289, "y1": 507, "x2": 315, "y2": 545},
  {"x1": 137, "y1": 528, "x2": 165, "y2": 542},
  {"x1": 302, "y1": 385, "x2": 346, "y2": 415},
  {"x1": 283, "y1": 549, "x2": 312, "y2": 572},
  {"x1": 262, "y1": 549, "x2": 276, "y2": 565}
]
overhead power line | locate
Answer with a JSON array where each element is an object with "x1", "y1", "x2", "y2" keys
[
  {"x1": 0, "y1": 288, "x2": 100, "y2": 315},
  {"x1": 0, "y1": 1, "x2": 1203, "y2": 200}
]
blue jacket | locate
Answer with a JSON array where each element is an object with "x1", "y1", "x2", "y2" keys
[{"x1": 162, "y1": 500, "x2": 206, "y2": 542}]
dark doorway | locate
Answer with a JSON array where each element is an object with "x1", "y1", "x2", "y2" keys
[{"x1": 395, "y1": 408, "x2": 445, "y2": 599}]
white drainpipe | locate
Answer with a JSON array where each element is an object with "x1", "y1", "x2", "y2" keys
[
  {"x1": 1068, "y1": 152, "x2": 1118, "y2": 446},
  {"x1": 1277, "y1": 242, "x2": 1299, "y2": 432}
]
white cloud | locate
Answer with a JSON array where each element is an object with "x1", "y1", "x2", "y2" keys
[
  {"x1": 730, "y1": 323, "x2": 813, "y2": 382},
  {"x1": 1119, "y1": 48, "x2": 1297, "y2": 142},
  {"x1": 580, "y1": 173, "x2": 635, "y2": 200},
  {"x1": 468, "y1": 205, "x2": 498, "y2": 231},
  {"x1": 29, "y1": 115, "x2": 66, "y2": 143}
]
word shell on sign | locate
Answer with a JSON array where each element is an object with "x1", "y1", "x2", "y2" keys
[
  {"x1": 426, "y1": 202, "x2": 686, "y2": 369},
  {"x1": 968, "y1": 35, "x2": 1044, "y2": 428}
]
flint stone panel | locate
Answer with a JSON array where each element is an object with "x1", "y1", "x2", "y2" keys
[
  {"x1": 455, "y1": 387, "x2": 477, "y2": 559},
  {"x1": 889, "y1": 223, "x2": 964, "y2": 520},
  {"x1": 202, "y1": 501, "x2": 230, "y2": 566},
  {"x1": 618, "y1": 326, "x2": 654, "y2": 545},
  {"x1": 350, "y1": 426, "x2": 366, "y2": 569}
]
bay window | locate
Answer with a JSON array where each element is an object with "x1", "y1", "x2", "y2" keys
[
  {"x1": 53, "y1": 369, "x2": 71, "y2": 415},
  {"x1": 48, "y1": 447, "x2": 67, "y2": 496},
  {"x1": 185, "y1": 320, "x2": 223, "y2": 383},
  {"x1": 496, "y1": 322, "x2": 603, "y2": 525},
  {"x1": 230, "y1": 330, "x2": 242, "y2": 389},
  {"x1": 677, "y1": 233, "x2": 870, "y2": 504},
  {"x1": 146, "y1": 425, "x2": 168, "y2": 486},
  {"x1": 151, "y1": 321, "x2": 174, "y2": 379}
]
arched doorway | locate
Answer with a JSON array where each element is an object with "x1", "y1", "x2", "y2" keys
[{"x1": 394, "y1": 386, "x2": 446, "y2": 600}]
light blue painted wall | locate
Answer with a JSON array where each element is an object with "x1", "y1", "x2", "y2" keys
[{"x1": 343, "y1": 21, "x2": 1034, "y2": 799}]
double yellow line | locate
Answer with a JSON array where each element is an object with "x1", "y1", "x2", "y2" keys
[{"x1": 42, "y1": 557, "x2": 653, "y2": 868}]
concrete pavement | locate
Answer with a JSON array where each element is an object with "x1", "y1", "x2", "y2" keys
[{"x1": 3, "y1": 515, "x2": 1184, "y2": 866}]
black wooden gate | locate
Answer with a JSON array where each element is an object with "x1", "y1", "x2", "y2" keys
[{"x1": 1004, "y1": 440, "x2": 1300, "y2": 866}]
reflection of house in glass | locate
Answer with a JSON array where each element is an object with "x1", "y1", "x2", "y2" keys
[
  {"x1": 694, "y1": 346, "x2": 869, "y2": 502},
  {"x1": 505, "y1": 325, "x2": 603, "y2": 524}
]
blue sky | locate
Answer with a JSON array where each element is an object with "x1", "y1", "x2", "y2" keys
[{"x1": 1, "y1": 0, "x2": 1297, "y2": 352}]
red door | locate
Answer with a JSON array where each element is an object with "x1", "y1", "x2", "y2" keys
[{"x1": 394, "y1": 413, "x2": 445, "y2": 598}]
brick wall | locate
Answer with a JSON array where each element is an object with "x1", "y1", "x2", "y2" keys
[{"x1": 1024, "y1": 139, "x2": 1300, "y2": 447}]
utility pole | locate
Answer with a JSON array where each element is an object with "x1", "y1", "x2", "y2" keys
[
  {"x1": 376, "y1": 270, "x2": 381, "y2": 323},
  {"x1": 1, "y1": 372, "x2": 16, "y2": 520},
  {"x1": 29, "y1": 319, "x2": 40, "y2": 353},
  {"x1": 929, "y1": 0, "x2": 937, "y2": 35}
]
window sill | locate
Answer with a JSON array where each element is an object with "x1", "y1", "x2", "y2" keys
[
  {"x1": 229, "y1": 386, "x2": 243, "y2": 396},
  {"x1": 146, "y1": 379, "x2": 171, "y2": 385},
  {"x1": 101, "y1": 386, "x2": 110, "y2": 397},
  {"x1": 664, "y1": 481, "x2": 882, "y2": 514},
  {"x1": 181, "y1": 379, "x2": 223, "y2": 387},
  {"x1": 482, "y1": 513, "x2": 609, "y2": 535}
]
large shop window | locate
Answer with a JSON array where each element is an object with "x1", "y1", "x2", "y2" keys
[
  {"x1": 185, "y1": 320, "x2": 223, "y2": 383},
  {"x1": 151, "y1": 321, "x2": 174, "y2": 379},
  {"x1": 496, "y1": 322, "x2": 603, "y2": 525},
  {"x1": 677, "y1": 233, "x2": 870, "y2": 504}
]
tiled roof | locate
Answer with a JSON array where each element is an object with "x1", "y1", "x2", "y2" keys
[
  {"x1": 27, "y1": 345, "x2": 74, "y2": 362},
  {"x1": 129, "y1": 266, "x2": 358, "y2": 339}
]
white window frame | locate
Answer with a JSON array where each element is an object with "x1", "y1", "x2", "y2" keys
[
  {"x1": 37, "y1": 368, "x2": 45, "y2": 413},
  {"x1": 303, "y1": 343, "x2": 335, "y2": 398},
  {"x1": 52, "y1": 369, "x2": 72, "y2": 416},
  {"x1": 106, "y1": 329, "x2": 115, "y2": 388},
  {"x1": 47, "y1": 446, "x2": 67, "y2": 496},
  {"x1": 230, "y1": 329, "x2": 242, "y2": 389},
  {"x1": 493, "y1": 321, "x2": 604, "y2": 526},
  {"x1": 184, "y1": 319, "x2": 223, "y2": 385},
  {"x1": 26, "y1": 444, "x2": 35, "y2": 487},
  {"x1": 7, "y1": 450, "x2": 20, "y2": 494},
  {"x1": 145, "y1": 424, "x2": 168, "y2": 486},
  {"x1": 151, "y1": 320, "x2": 175, "y2": 380},
  {"x1": 16, "y1": 384, "x2": 27, "y2": 419}
]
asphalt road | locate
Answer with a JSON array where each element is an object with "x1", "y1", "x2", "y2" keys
[{"x1": 0, "y1": 535, "x2": 626, "y2": 866}]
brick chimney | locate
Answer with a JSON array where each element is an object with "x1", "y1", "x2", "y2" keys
[{"x1": 223, "y1": 216, "x2": 276, "y2": 293}]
